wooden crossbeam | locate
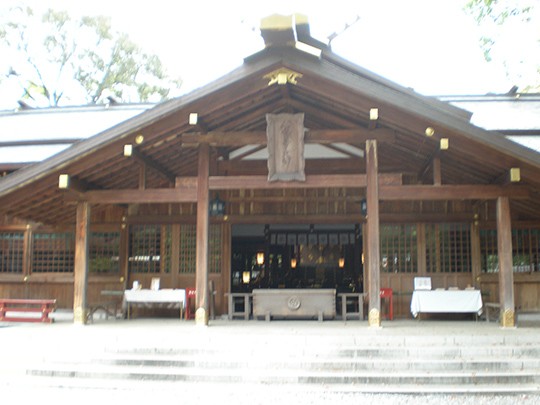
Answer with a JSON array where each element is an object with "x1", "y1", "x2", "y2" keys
[
  {"x1": 66, "y1": 177, "x2": 528, "y2": 205},
  {"x1": 181, "y1": 128, "x2": 395, "y2": 146},
  {"x1": 74, "y1": 188, "x2": 198, "y2": 204},
  {"x1": 379, "y1": 185, "x2": 529, "y2": 200},
  {"x1": 206, "y1": 174, "x2": 403, "y2": 190}
]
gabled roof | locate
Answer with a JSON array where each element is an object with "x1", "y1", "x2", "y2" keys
[
  {"x1": 439, "y1": 94, "x2": 540, "y2": 153},
  {"x1": 0, "y1": 103, "x2": 152, "y2": 166},
  {"x1": 0, "y1": 22, "x2": 540, "y2": 225}
]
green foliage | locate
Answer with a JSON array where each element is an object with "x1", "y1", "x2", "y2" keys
[
  {"x1": 90, "y1": 257, "x2": 118, "y2": 273},
  {"x1": 465, "y1": 0, "x2": 531, "y2": 25},
  {"x1": 0, "y1": 6, "x2": 182, "y2": 106},
  {"x1": 464, "y1": 0, "x2": 539, "y2": 92}
]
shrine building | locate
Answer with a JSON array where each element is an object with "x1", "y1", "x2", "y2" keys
[{"x1": 1, "y1": 14, "x2": 540, "y2": 327}]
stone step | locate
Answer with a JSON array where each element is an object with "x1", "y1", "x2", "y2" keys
[
  {"x1": 26, "y1": 363, "x2": 540, "y2": 386},
  {"x1": 104, "y1": 345, "x2": 540, "y2": 360},
  {"x1": 96, "y1": 356, "x2": 540, "y2": 372},
  {"x1": 4, "y1": 375, "x2": 540, "y2": 396}
]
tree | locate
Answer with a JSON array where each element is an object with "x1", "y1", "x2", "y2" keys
[
  {"x1": 0, "y1": 6, "x2": 182, "y2": 106},
  {"x1": 465, "y1": 0, "x2": 539, "y2": 92}
]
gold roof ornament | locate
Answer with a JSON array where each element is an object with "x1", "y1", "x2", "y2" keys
[{"x1": 264, "y1": 68, "x2": 303, "y2": 86}]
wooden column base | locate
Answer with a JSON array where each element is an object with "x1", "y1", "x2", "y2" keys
[
  {"x1": 195, "y1": 307, "x2": 209, "y2": 326},
  {"x1": 73, "y1": 306, "x2": 87, "y2": 325},
  {"x1": 501, "y1": 309, "x2": 515, "y2": 328},
  {"x1": 368, "y1": 308, "x2": 381, "y2": 327}
]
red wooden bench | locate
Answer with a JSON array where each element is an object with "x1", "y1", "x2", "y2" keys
[{"x1": 0, "y1": 299, "x2": 56, "y2": 323}]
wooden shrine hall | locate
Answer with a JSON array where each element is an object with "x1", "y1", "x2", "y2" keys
[{"x1": 0, "y1": 14, "x2": 540, "y2": 327}]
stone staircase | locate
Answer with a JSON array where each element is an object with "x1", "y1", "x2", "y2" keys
[{"x1": 7, "y1": 321, "x2": 540, "y2": 395}]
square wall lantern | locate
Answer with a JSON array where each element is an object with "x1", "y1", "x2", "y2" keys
[{"x1": 209, "y1": 194, "x2": 225, "y2": 216}]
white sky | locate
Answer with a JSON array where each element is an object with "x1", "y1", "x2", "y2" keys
[{"x1": 1, "y1": 0, "x2": 538, "y2": 109}]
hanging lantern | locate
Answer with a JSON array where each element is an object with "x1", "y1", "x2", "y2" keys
[
  {"x1": 360, "y1": 198, "x2": 367, "y2": 217},
  {"x1": 256, "y1": 252, "x2": 265, "y2": 266},
  {"x1": 209, "y1": 194, "x2": 225, "y2": 216}
]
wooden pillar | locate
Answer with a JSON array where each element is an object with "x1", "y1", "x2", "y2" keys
[
  {"x1": 170, "y1": 224, "x2": 181, "y2": 286},
  {"x1": 119, "y1": 218, "x2": 129, "y2": 289},
  {"x1": 73, "y1": 201, "x2": 90, "y2": 325},
  {"x1": 496, "y1": 196, "x2": 515, "y2": 327},
  {"x1": 366, "y1": 140, "x2": 381, "y2": 327},
  {"x1": 22, "y1": 225, "x2": 32, "y2": 280},
  {"x1": 470, "y1": 221, "x2": 482, "y2": 289},
  {"x1": 221, "y1": 222, "x2": 232, "y2": 314},
  {"x1": 416, "y1": 224, "x2": 427, "y2": 275},
  {"x1": 195, "y1": 143, "x2": 210, "y2": 326}
]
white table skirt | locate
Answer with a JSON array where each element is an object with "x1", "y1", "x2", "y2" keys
[
  {"x1": 124, "y1": 289, "x2": 186, "y2": 304},
  {"x1": 410, "y1": 290, "x2": 483, "y2": 318},
  {"x1": 124, "y1": 289, "x2": 186, "y2": 319}
]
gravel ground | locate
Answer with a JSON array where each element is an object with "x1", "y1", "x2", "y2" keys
[{"x1": 2, "y1": 384, "x2": 538, "y2": 405}]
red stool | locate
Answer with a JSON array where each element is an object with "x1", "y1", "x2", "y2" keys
[
  {"x1": 380, "y1": 288, "x2": 394, "y2": 320},
  {"x1": 185, "y1": 288, "x2": 196, "y2": 319}
]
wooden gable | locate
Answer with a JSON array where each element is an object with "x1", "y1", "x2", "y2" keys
[{"x1": 0, "y1": 40, "x2": 539, "y2": 226}]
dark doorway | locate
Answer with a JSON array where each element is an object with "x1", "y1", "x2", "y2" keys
[{"x1": 231, "y1": 224, "x2": 363, "y2": 293}]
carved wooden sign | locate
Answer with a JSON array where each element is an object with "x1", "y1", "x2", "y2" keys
[{"x1": 266, "y1": 113, "x2": 305, "y2": 182}]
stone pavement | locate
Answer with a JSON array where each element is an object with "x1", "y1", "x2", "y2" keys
[{"x1": 0, "y1": 311, "x2": 539, "y2": 404}]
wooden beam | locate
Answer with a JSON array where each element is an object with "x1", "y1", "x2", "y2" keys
[
  {"x1": 195, "y1": 143, "x2": 210, "y2": 326},
  {"x1": 379, "y1": 185, "x2": 529, "y2": 200},
  {"x1": 138, "y1": 164, "x2": 146, "y2": 190},
  {"x1": 125, "y1": 147, "x2": 176, "y2": 184},
  {"x1": 58, "y1": 174, "x2": 87, "y2": 198},
  {"x1": 307, "y1": 129, "x2": 395, "y2": 144},
  {"x1": 497, "y1": 196, "x2": 515, "y2": 328},
  {"x1": 218, "y1": 158, "x2": 366, "y2": 175},
  {"x1": 366, "y1": 140, "x2": 381, "y2": 327},
  {"x1": 181, "y1": 128, "x2": 395, "y2": 146},
  {"x1": 68, "y1": 179, "x2": 527, "y2": 205},
  {"x1": 73, "y1": 201, "x2": 90, "y2": 325},
  {"x1": 208, "y1": 174, "x2": 402, "y2": 190},
  {"x1": 0, "y1": 138, "x2": 82, "y2": 147},
  {"x1": 433, "y1": 157, "x2": 441, "y2": 186},
  {"x1": 73, "y1": 188, "x2": 198, "y2": 204},
  {"x1": 123, "y1": 212, "x2": 478, "y2": 225}
]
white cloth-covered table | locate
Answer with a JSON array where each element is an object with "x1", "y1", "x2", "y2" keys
[
  {"x1": 410, "y1": 290, "x2": 483, "y2": 318},
  {"x1": 124, "y1": 289, "x2": 185, "y2": 319}
]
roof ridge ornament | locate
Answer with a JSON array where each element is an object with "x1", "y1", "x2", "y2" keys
[{"x1": 264, "y1": 68, "x2": 303, "y2": 86}]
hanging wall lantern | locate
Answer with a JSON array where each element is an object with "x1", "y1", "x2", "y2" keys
[
  {"x1": 360, "y1": 198, "x2": 367, "y2": 217},
  {"x1": 209, "y1": 194, "x2": 225, "y2": 216}
]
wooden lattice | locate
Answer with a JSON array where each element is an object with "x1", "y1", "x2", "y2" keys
[
  {"x1": 32, "y1": 232, "x2": 74, "y2": 273},
  {"x1": 179, "y1": 224, "x2": 222, "y2": 274},
  {"x1": 0, "y1": 232, "x2": 24, "y2": 273},
  {"x1": 380, "y1": 224, "x2": 417, "y2": 273},
  {"x1": 481, "y1": 227, "x2": 540, "y2": 273},
  {"x1": 179, "y1": 225, "x2": 196, "y2": 273},
  {"x1": 426, "y1": 224, "x2": 471, "y2": 273},
  {"x1": 129, "y1": 225, "x2": 168, "y2": 274},
  {"x1": 90, "y1": 232, "x2": 120, "y2": 274}
]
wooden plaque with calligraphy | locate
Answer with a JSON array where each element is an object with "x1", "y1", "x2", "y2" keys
[{"x1": 266, "y1": 113, "x2": 305, "y2": 182}]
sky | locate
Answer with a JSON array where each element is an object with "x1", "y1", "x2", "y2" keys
[{"x1": 1, "y1": 0, "x2": 538, "y2": 109}]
